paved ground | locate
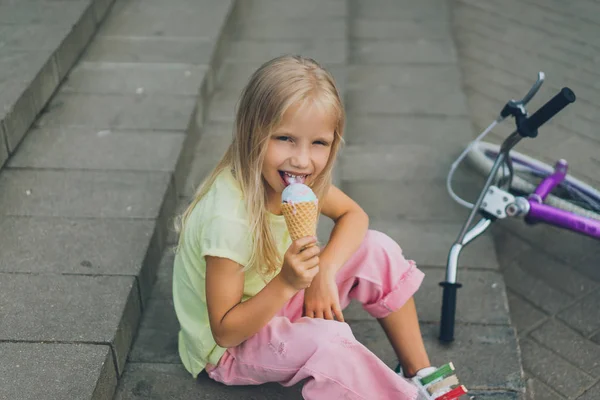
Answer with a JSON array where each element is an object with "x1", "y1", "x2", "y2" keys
[
  {"x1": 1, "y1": 0, "x2": 598, "y2": 399},
  {"x1": 452, "y1": 1, "x2": 600, "y2": 399}
]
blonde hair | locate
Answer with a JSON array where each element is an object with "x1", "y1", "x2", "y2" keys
[{"x1": 176, "y1": 55, "x2": 345, "y2": 278}]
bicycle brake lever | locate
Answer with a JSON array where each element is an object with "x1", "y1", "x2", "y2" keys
[
  {"x1": 519, "y1": 71, "x2": 545, "y2": 106},
  {"x1": 499, "y1": 72, "x2": 545, "y2": 120}
]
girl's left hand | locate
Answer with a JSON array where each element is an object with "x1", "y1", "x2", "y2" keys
[{"x1": 303, "y1": 271, "x2": 345, "y2": 322}]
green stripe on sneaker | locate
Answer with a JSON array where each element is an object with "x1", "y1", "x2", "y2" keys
[{"x1": 419, "y1": 362, "x2": 455, "y2": 386}]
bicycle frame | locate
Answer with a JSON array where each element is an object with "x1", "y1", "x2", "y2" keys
[{"x1": 439, "y1": 73, "x2": 580, "y2": 342}]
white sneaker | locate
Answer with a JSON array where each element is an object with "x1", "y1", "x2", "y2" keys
[{"x1": 413, "y1": 367, "x2": 437, "y2": 400}]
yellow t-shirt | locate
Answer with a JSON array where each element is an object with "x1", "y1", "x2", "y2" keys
[{"x1": 172, "y1": 168, "x2": 291, "y2": 378}]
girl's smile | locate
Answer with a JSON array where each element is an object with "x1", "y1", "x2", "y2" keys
[{"x1": 279, "y1": 171, "x2": 309, "y2": 186}]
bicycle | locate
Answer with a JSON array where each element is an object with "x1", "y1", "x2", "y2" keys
[{"x1": 440, "y1": 72, "x2": 600, "y2": 343}]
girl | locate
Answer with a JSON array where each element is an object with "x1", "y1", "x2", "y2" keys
[{"x1": 173, "y1": 55, "x2": 463, "y2": 399}]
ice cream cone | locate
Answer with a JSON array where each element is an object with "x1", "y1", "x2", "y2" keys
[{"x1": 281, "y1": 201, "x2": 318, "y2": 243}]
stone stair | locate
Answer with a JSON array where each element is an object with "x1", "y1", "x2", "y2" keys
[
  {"x1": 1, "y1": 0, "x2": 115, "y2": 170},
  {"x1": 0, "y1": 0, "x2": 238, "y2": 398}
]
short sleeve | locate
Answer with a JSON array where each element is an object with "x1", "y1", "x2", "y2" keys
[{"x1": 199, "y1": 216, "x2": 253, "y2": 267}]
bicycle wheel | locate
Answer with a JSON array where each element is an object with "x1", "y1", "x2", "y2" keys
[{"x1": 466, "y1": 141, "x2": 600, "y2": 221}]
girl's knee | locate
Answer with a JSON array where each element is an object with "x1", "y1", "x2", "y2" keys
[{"x1": 284, "y1": 319, "x2": 356, "y2": 359}]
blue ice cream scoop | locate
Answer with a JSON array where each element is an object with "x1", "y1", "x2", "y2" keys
[{"x1": 282, "y1": 183, "x2": 317, "y2": 203}]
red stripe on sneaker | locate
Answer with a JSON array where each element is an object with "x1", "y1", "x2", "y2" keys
[{"x1": 434, "y1": 385, "x2": 467, "y2": 400}]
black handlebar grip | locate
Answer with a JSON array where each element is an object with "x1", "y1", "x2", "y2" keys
[
  {"x1": 521, "y1": 87, "x2": 576, "y2": 136},
  {"x1": 439, "y1": 282, "x2": 462, "y2": 343}
]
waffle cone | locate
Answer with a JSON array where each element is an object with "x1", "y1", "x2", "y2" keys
[{"x1": 281, "y1": 201, "x2": 318, "y2": 242}]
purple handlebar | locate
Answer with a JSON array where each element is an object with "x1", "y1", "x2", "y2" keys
[{"x1": 526, "y1": 200, "x2": 600, "y2": 239}]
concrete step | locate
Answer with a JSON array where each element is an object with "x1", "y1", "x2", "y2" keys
[
  {"x1": 0, "y1": 0, "x2": 115, "y2": 170},
  {"x1": 0, "y1": 0, "x2": 238, "y2": 399}
]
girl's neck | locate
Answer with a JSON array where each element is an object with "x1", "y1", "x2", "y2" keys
[{"x1": 265, "y1": 184, "x2": 283, "y2": 215}]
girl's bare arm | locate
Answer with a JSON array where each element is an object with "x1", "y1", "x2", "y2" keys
[
  {"x1": 205, "y1": 235, "x2": 318, "y2": 348},
  {"x1": 205, "y1": 256, "x2": 296, "y2": 348}
]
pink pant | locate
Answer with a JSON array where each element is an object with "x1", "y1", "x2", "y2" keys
[{"x1": 206, "y1": 230, "x2": 424, "y2": 400}]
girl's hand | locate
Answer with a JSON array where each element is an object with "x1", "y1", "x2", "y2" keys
[
  {"x1": 303, "y1": 271, "x2": 345, "y2": 322},
  {"x1": 279, "y1": 236, "x2": 320, "y2": 291}
]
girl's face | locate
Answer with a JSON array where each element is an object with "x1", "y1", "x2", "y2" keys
[{"x1": 262, "y1": 101, "x2": 336, "y2": 213}]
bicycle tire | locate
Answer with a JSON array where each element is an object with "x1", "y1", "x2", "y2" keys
[{"x1": 466, "y1": 141, "x2": 600, "y2": 221}]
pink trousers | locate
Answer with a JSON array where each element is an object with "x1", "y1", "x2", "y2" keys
[{"x1": 206, "y1": 230, "x2": 425, "y2": 400}]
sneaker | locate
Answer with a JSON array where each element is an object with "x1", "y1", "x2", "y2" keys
[{"x1": 396, "y1": 362, "x2": 468, "y2": 400}]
